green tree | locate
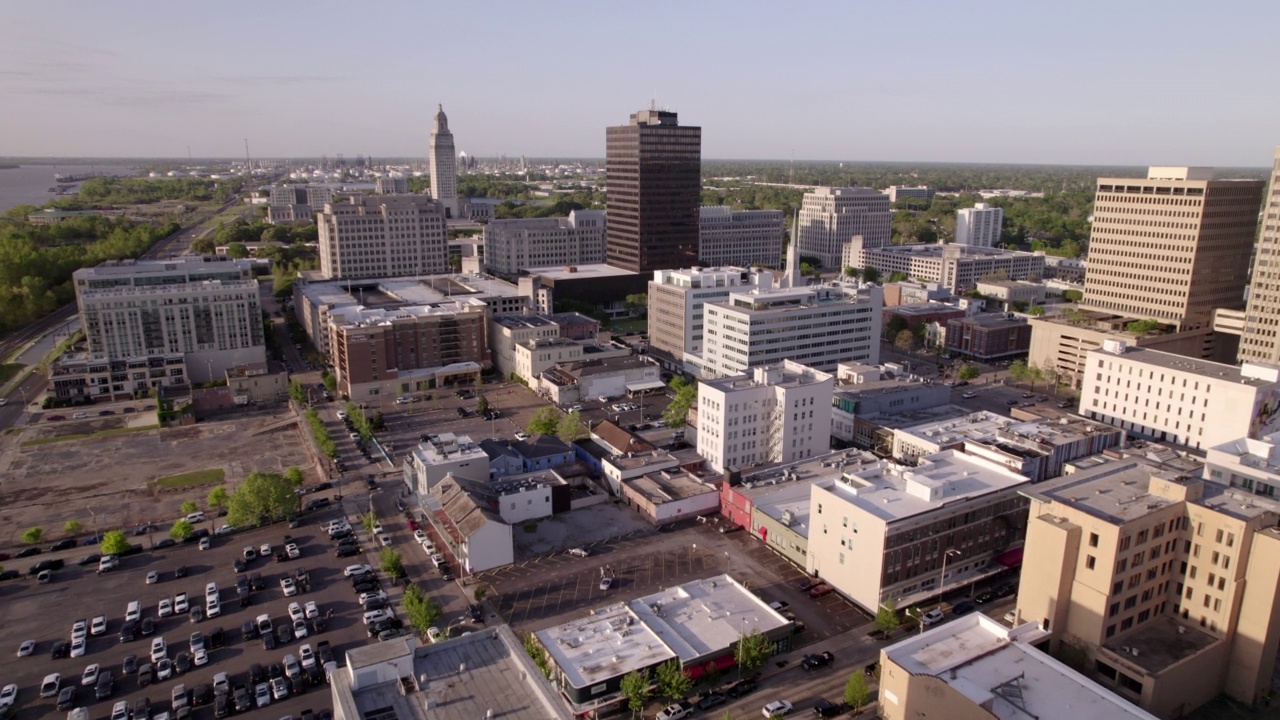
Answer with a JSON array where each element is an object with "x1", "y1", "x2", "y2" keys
[
  {"x1": 371, "y1": 410, "x2": 386, "y2": 431},
  {"x1": 180, "y1": 500, "x2": 198, "y2": 515},
  {"x1": 884, "y1": 314, "x2": 908, "y2": 340},
  {"x1": 64, "y1": 520, "x2": 84, "y2": 536},
  {"x1": 225, "y1": 242, "x2": 250, "y2": 259},
  {"x1": 363, "y1": 514, "x2": 378, "y2": 533},
  {"x1": 734, "y1": 630, "x2": 773, "y2": 677},
  {"x1": 527, "y1": 407, "x2": 561, "y2": 437},
  {"x1": 1008, "y1": 359, "x2": 1030, "y2": 384},
  {"x1": 226, "y1": 470, "x2": 298, "y2": 527},
  {"x1": 1039, "y1": 361, "x2": 1060, "y2": 390},
  {"x1": 380, "y1": 547, "x2": 405, "y2": 577},
  {"x1": 170, "y1": 519, "x2": 195, "y2": 541},
  {"x1": 625, "y1": 293, "x2": 649, "y2": 317},
  {"x1": 1063, "y1": 289, "x2": 1083, "y2": 302},
  {"x1": 207, "y1": 486, "x2": 230, "y2": 511},
  {"x1": 284, "y1": 467, "x2": 304, "y2": 488},
  {"x1": 957, "y1": 363, "x2": 981, "y2": 381},
  {"x1": 843, "y1": 265, "x2": 861, "y2": 279},
  {"x1": 475, "y1": 394, "x2": 490, "y2": 416},
  {"x1": 1126, "y1": 318, "x2": 1162, "y2": 336},
  {"x1": 619, "y1": 669, "x2": 651, "y2": 718},
  {"x1": 888, "y1": 270, "x2": 909, "y2": 283},
  {"x1": 558, "y1": 409, "x2": 586, "y2": 443},
  {"x1": 844, "y1": 671, "x2": 871, "y2": 711},
  {"x1": 288, "y1": 380, "x2": 306, "y2": 404},
  {"x1": 655, "y1": 658, "x2": 693, "y2": 703},
  {"x1": 876, "y1": 599, "x2": 902, "y2": 634},
  {"x1": 862, "y1": 266, "x2": 881, "y2": 284},
  {"x1": 894, "y1": 329, "x2": 917, "y2": 353},
  {"x1": 100, "y1": 530, "x2": 130, "y2": 556},
  {"x1": 403, "y1": 584, "x2": 443, "y2": 635},
  {"x1": 321, "y1": 370, "x2": 337, "y2": 392},
  {"x1": 663, "y1": 381, "x2": 698, "y2": 428},
  {"x1": 1027, "y1": 305, "x2": 1046, "y2": 317},
  {"x1": 22, "y1": 527, "x2": 42, "y2": 544}
]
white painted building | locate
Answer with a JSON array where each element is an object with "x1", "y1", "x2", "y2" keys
[
  {"x1": 696, "y1": 281, "x2": 882, "y2": 379},
  {"x1": 798, "y1": 186, "x2": 893, "y2": 268},
  {"x1": 954, "y1": 202, "x2": 1004, "y2": 247},
  {"x1": 843, "y1": 240, "x2": 1045, "y2": 293},
  {"x1": 697, "y1": 206, "x2": 786, "y2": 268},
  {"x1": 402, "y1": 433, "x2": 489, "y2": 494},
  {"x1": 317, "y1": 194, "x2": 448, "y2": 280},
  {"x1": 429, "y1": 475, "x2": 513, "y2": 573},
  {"x1": 647, "y1": 266, "x2": 775, "y2": 367},
  {"x1": 483, "y1": 210, "x2": 606, "y2": 277},
  {"x1": 698, "y1": 360, "x2": 835, "y2": 472},
  {"x1": 1080, "y1": 340, "x2": 1280, "y2": 450}
]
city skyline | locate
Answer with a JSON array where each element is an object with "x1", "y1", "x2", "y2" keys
[{"x1": 0, "y1": 1, "x2": 1276, "y2": 166}]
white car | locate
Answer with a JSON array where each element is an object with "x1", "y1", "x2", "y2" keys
[
  {"x1": 98, "y1": 555, "x2": 119, "y2": 573},
  {"x1": 71, "y1": 619, "x2": 88, "y2": 641},
  {"x1": 193, "y1": 648, "x2": 208, "y2": 666},
  {"x1": 0, "y1": 684, "x2": 17, "y2": 709},
  {"x1": 125, "y1": 601, "x2": 141, "y2": 623},
  {"x1": 413, "y1": 530, "x2": 427, "y2": 544},
  {"x1": 212, "y1": 672, "x2": 229, "y2": 695},
  {"x1": 336, "y1": 411, "x2": 348, "y2": 420},
  {"x1": 514, "y1": 432, "x2": 529, "y2": 441},
  {"x1": 285, "y1": 543, "x2": 301, "y2": 559},
  {"x1": 962, "y1": 391, "x2": 978, "y2": 399},
  {"x1": 304, "y1": 601, "x2": 320, "y2": 620},
  {"x1": 280, "y1": 577, "x2": 298, "y2": 596},
  {"x1": 371, "y1": 521, "x2": 384, "y2": 534},
  {"x1": 362, "y1": 609, "x2": 393, "y2": 625},
  {"x1": 255, "y1": 683, "x2": 271, "y2": 708},
  {"x1": 184, "y1": 512, "x2": 205, "y2": 524},
  {"x1": 378, "y1": 534, "x2": 392, "y2": 547},
  {"x1": 430, "y1": 554, "x2": 446, "y2": 568},
  {"x1": 599, "y1": 577, "x2": 613, "y2": 591},
  {"x1": 293, "y1": 618, "x2": 309, "y2": 639},
  {"x1": 921, "y1": 609, "x2": 946, "y2": 626},
  {"x1": 81, "y1": 663, "x2": 100, "y2": 686},
  {"x1": 426, "y1": 627, "x2": 442, "y2": 643},
  {"x1": 39, "y1": 673, "x2": 61, "y2": 699},
  {"x1": 69, "y1": 637, "x2": 86, "y2": 658},
  {"x1": 288, "y1": 602, "x2": 305, "y2": 623},
  {"x1": 394, "y1": 396, "x2": 411, "y2": 404},
  {"x1": 158, "y1": 598, "x2": 173, "y2": 618},
  {"x1": 344, "y1": 564, "x2": 373, "y2": 577},
  {"x1": 174, "y1": 593, "x2": 189, "y2": 614},
  {"x1": 150, "y1": 637, "x2": 167, "y2": 663},
  {"x1": 359, "y1": 591, "x2": 388, "y2": 605},
  {"x1": 206, "y1": 596, "x2": 221, "y2": 617},
  {"x1": 205, "y1": 581, "x2": 218, "y2": 598},
  {"x1": 17, "y1": 640, "x2": 35, "y2": 657},
  {"x1": 761, "y1": 700, "x2": 793, "y2": 717},
  {"x1": 657, "y1": 704, "x2": 691, "y2": 720},
  {"x1": 259, "y1": 543, "x2": 271, "y2": 557},
  {"x1": 256, "y1": 614, "x2": 273, "y2": 636},
  {"x1": 90, "y1": 616, "x2": 107, "y2": 636},
  {"x1": 111, "y1": 700, "x2": 130, "y2": 720},
  {"x1": 271, "y1": 677, "x2": 289, "y2": 700},
  {"x1": 242, "y1": 547, "x2": 256, "y2": 560},
  {"x1": 299, "y1": 643, "x2": 316, "y2": 669},
  {"x1": 146, "y1": 571, "x2": 159, "y2": 584},
  {"x1": 199, "y1": 537, "x2": 211, "y2": 551}
]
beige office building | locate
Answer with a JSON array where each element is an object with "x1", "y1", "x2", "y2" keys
[
  {"x1": 797, "y1": 186, "x2": 892, "y2": 268},
  {"x1": 1239, "y1": 148, "x2": 1280, "y2": 364},
  {"x1": 1017, "y1": 451, "x2": 1280, "y2": 718},
  {"x1": 317, "y1": 194, "x2": 449, "y2": 280},
  {"x1": 1080, "y1": 167, "x2": 1263, "y2": 332}
]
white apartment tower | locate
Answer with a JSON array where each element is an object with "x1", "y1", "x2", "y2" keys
[
  {"x1": 697, "y1": 206, "x2": 786, "y2": 268},
  {"x1": 429, "y1": 104, "x2": 459, "y2": 218},
  {"x1": 317, "y1": 195, "x2": 448, "y2": 280},
  {"x1": 697, "y1": 360, "x2": 834, "y2": 471},
  {"x1": 483, "y1": 210, "x2": 606, "y2": 277},
  {"x1": 797, "y1": 187, "x2": 892, "y2": 269},
  {"x1": 647, "y1": 266, "x2": 775, "y2": 368},
  {"x1": 954, "y1": 202, "x2": 1004, "y2": 247}
]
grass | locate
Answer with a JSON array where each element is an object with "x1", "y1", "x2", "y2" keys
[
  {"x1": 0, "y1": 363, "x2": 23, "y2": 385},
  {"x1": 21, "y1": 424, "x2": 160, "y2": 447},
  {"x1": 151, "y1": 468, "x2": 226, "y2": 490},
  {"x1": 195, "y1": 203, "x2": 252, "y2": 239},
  {"x1": 608, "y1": 317, "x2": 647, "y2": 335}
]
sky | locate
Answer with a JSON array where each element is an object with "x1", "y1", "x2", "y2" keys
[{"x1": 1, "y1": 1, "x2": 1276, "y2": 166}]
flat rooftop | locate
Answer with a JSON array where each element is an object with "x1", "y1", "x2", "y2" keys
[
  {"x1": 628, "y1": 574, "x2": 791, "y2": 663},
  {"x1": 888, "y1": 302, "x2": 964, "y2": 317},
  {"x1": 493, "y1": 314, "x2": 556, "y2": 330},
  {"x1": 1023, "y1": 456, "x2": 1201, "y2": 523},
  {"x1": 536, "y1": 602, "x2": 677, "y2": 690},
  {"x1": 297, "y1": 272, "x2": 522, "y2": 309},
  {"x1": 897, "y1": 410, "x2": 1015, "y2": 447},
  {"x1": 826, "y1": 450, "x2": 1030, "y2": 522},
  {"x1": 1092, "y1": 345, "x2": 1280, "y2": 386},
  {"x1": 869, "y1": 403, "x2": 972, "y2": 430},
  {"x1": 886, "y1": 614, "x2": 1159, "y2": 720},
  {"x1": 414, "y1": 432, "x2": 487, "y2": 465},
  {"x1": 625, "y1": 470, "x2": 717, "y2": 504},
  {"x1": 1101, "y1": 614, "x2": 1218, "y2": 674},
  {"x1": 951, "y1": 313, "x2": 1029, "y2": 330},
  {"x1": 864, "y1": 243, "x2": 1036, "y2": 259},
  {"x1": 526, "y1": 263, "x2": 640, "y2": 281}
]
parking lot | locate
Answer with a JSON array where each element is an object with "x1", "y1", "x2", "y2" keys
[{"x1": 0, "y1": 496, "x2": 405, "y2": 720}]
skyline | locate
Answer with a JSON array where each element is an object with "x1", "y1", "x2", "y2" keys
[{"x1": 1, "y1": 1, "x2": 1276, "y2": 166}]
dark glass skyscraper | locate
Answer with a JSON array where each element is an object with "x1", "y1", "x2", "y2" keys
[{"x1": 605, "y1": 110, "x2": 701, "y2": 273}]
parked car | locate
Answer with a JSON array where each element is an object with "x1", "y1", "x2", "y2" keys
[
  {"x1": 807, "y1": 583, "x2": 834, "y2": 598},
  {"x1": 952, "y1": 600, "x2": 977, "y2": 616},
  {"x1": 801, "y1": 651, "x2": 834, "y2": 671},
  {"x1": 656, "y1": 701, "x2": 693, "y2": 720}
]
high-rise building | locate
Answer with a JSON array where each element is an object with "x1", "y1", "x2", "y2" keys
[
  {"x1": 1239, "y1": 148, "x2": 1280, "y2": 364},
  {"x1": 797, "y1": 187, "x2": 892, "y2": 269},
  {"x1": 697, "y1": 361, "x2": 834, "y2": 471},
  {"x1": 316, "y1": 195, "x2": 448, "y2": 280},
  {"x1": 646, "y1": 265, "x2": 775, "y2": 367},
  {"x1": 1080, "y1": 167, "x2": 1263, "y2": 331},
  {"x1": 605, "y1": 109, "x2": 701, "y2": 273},
  {"x1": 482, "y1": 210, "x2": 606, "y2": 277},
  {"x1": 954, "y1": 202, "x2": 1004, "y2": 247},
  {"x1": 428, "y1": 104, "x2": 459, "y2": 218},
  {"x1": 697, "y1": 206, "x2": 785, "y2": 268}
]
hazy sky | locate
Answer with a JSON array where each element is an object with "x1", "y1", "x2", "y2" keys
[{"x1": 2, "y1": 1, "x2": 1275, "y2": 166}]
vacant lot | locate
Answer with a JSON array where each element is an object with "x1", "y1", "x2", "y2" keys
[{"x1": 0, "y1": 408, "x2": 315, "y2": 549}]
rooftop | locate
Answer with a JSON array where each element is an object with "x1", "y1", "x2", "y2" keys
[
  {"x1": 629, "y1": 575, "x2": 791, "y2": 663},
  {"x1": 863, "y1": 243, "x2": 1038, "y2": 259},
  {"x1": 1100, "y1": 614, "x2": 1219, "y2": 674},
  {"x1": 1024, "y1": 456, "x2": 1202, "y2": 524},
  {"x1": 526, "y1": 263, "x2": 640, "y2": 281},
  {"x1": 824, "y1": 450, "x2": 1031, "y2": 522},
  {"x1": 493, "y1": 314, "x2": 557, "y2": 330},
  {"x1": 592, "y1": 420, "x2": 656, "y2": 456},
  {"x1": 950, "y1": 313, "x2": 1029, "y2": 330},
  {"x1": 884, "y1": 614, "x2": 1159, "y2": 720},
  {"x1": 888, "y1": 301, "x2": 965, "y2": 317},
  {"x1": 536, "y1": 603, "x2": 676, "y2": 690},
  {"x1": 703, "y1": 360, "x2": 833, "y2": 394},
  {"x1": 296, "y1": 272, "x2": 522, "y2": 309},
  {"x1": 897, "y1": 411, "x2": 1016, "y2": 447},
  {"x1": 413, "y1": 432, "x2": 487, "y2": 465},
  {"x1": 332, "y1": 299, "x2": 487, "y2": 328},
  {"x1": 77, "y1": 255, "x2": 253, "y2": 278},
  {"x1": 1091, "y1": 344, "x2": 1280, "y2": 386},
  {"x1": 625, "y1": 469, "x2": 718, "y2": 504},
  {"x1": 718, "y1": 282, "x2": 876, "y2": 314},
  {"x1": 866, "y1": 403, "x2": 973, "y2": 430}
]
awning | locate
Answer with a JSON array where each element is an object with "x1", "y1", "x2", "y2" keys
[
  {"x1": 625, "y1": 380, "x2": 667, "y2": 393},
  {"x1": 995, "y1": 547, "x2": 1024, "y2": 568}
]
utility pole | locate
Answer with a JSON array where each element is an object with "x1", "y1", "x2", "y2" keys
[{"x1": 244, "y1": 139, "x2": 252, "y2": 182}]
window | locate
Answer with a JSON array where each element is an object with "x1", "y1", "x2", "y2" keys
[
  {"x1": 1086, "y1": 555, "x2": 1096, "y2": 570},
  {"x1": 1089, "y1": 532, "x2": 1100, "y2": 548}
]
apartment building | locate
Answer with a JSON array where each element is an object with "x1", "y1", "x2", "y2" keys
[
  {"x1": 1080, "y1": 167, "x2": 1263, "y2": 332},
  {"x1": 482, "y1": 210, "x2": 606, "y2": 277},
  {"x1": 696, "y1": 281, "x2": 882, "y2": 379},
  {"x1": 317, "y1": 194, "x2": 448, "y2": 280},
  {"x1": 428, "y1": 104, "x2": 459, "y2": 217},
  {"x1": 697, "y1": 206, "x2": 785, "y2": 268},
  {"x1": 844, "y1": 240, "x2": 1045, "y2": 293},
  {"x1": 328, "y1": 299, "x2": 488, "y2": 400},
  {"x1": 807, "y1": 450, "x2": 1031, "y2": 613},
  {"x1": 797, "y1": 187, "x2": 892, "y2": 268},
  {"x1": 70, "y1": 257, "x2": 265, "y2": 386},
  {"x1": 1239, "y1": 148, "x2": 1280, "y2": 364},
  {"x1": 1079, "y1": 340, "x2": 1280, "y2": 450},
  {"x1": 954, "y1": 202, "x2": 1004, "y2": 247},
  {"x1": 945, "y1": 313, "x2": 1032, "y2": 361},
  {"x1": 646, "y1": 265, "x2": 774, "y2": 367},
  {"x1": 697, "y1": 360, "x2": 834, "y2": 472},
  {"x1": 1017, "y1": 451, "x2": 1280, "y2": 716}
]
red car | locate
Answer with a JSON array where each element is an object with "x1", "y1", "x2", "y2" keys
[
  {"x1": 808, "y1": 583, "x2": 834, "y2": 598},
  {"x1": 407, "y1": 519, "x2": 418, "y2": 531},
  {"x1": 46, "y1": 414, "x2": 66, "y2": 422}
]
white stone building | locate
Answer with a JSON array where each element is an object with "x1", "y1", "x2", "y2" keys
[
  {"x1": 697, "y1": 361, "x2": 835, "y2": 472},
  {"x1": 317, "y1": 194, "x2": 448, "y2": 280},
  {"x1": 843, "y1": 240, "x2": 1045, "y2": 293},
  {"x1": 428, "y1": 104, "x2": 459, "y2": 218},
  {"x1": 482, "y1": 210, "x2": 606, "y2": 277},
  {"x1": 402, "y1": 433, "x2": 489, "y2": 494},
  {"x1": 954, "y1": 202, "x2": 1004, "y2": 247},
  {"x1": 797, "y1": 186, "x2": 892, "y2": 268},
  {"x1": 697, "y1": 206, "x2": 785, "y2": 268},
  {"x1": 647, "y1": 266, "x2": 775, "y2": 369}
]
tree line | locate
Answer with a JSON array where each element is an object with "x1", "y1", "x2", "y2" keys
[{"x1": 51, "y1": 176, "x2": 243, "y2": 208}]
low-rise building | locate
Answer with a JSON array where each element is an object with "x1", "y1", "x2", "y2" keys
[
  {"x1": 830, "y1": 368, "x2": 951, "y2": 447},
  {"x1": 697, "y1": 206, "x2": 786, "y2": 268},
  {"x1": 518, "y1": 264, "x2": 649, "y2": 319},
  {"x1": 51, "y1": 351, "x2": 189, "y2": 402},
  {"x1": 513, "y1": 337, "x2": 630, "y2": 386},
  {"x1": 976, "y1": 279, "x2": 1046, "y2": 306},
  {"x1": 844, "y1": 240, "x2": 1045, "y2": 293},
  {"x1": 591, "y1": 420, "x2": 656, "y2": 458},
  {"x1": 483, "y1": 210, "x2": 606, "y2": 278},
  {"x1": 539, "y1": 355, "x2": 661, "y2": 406},
  {"x1": 489, "y1": 314, "x2": 561, "y2": 379},
  {"x1": 403, "y1": 433, "x2": 489, "y2": 494},
  {"x1": 882, "y1": 280, "x2": 952, "y2": 307},
  {"x1": 883, "y1": 302, "x2": 967, "y2": 333},
  {"x1": 945, "y1": 314, "x2": 1032, "y2": 361},
  {"x1": 425, "y1": 475, "x2": 514, "y2": 573},
  {"x1": 621, "y1": 468, "x2": 721, "y2": 525}
]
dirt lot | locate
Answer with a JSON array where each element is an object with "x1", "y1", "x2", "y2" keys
[{"x1": 0, "y1": 408, "x2": 316, "y2": 550}]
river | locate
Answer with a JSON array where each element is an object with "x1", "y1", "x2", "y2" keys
[{"x1": 0, "y1": 164, "x2": 138, "y2": 213}]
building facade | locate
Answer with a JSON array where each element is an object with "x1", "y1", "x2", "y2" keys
[
  {"x1": 797, "y1": 187, "x2": 892, "y2": 268},
  {"x1": 647, "y1": 266, "x2": 774, "y2": 366},
  {"x1": 317, "y1": 194, "x2": 448, "y2": 280},
  {"x1": 1080, "y1": 167, "x2": 1263, "y2": 332},
  {"x1": 885, "y1": 185, "x2": 936, "y2": 204},
  {"x1": 605, "y1": 109, "x2": 701, "y2": 273},
  {"x1": 945, "y1": 313, "x2": 1032, "y2": 360},
  {"x1": 428, "y1": 104, "x2": 459, "y2": 218},
  {"x1": 1239, "y1": 148, "x2": 1280, "y2": 364},
  {"x1": 954, "y1": 202, "x2": 1004, "y2": 247},
  {"x1": 697, "y1": 206, "x2": 785, "y2": 268},
  {"x1": 482, "y1": 210, "x2": 606, "y2": 277},
  {"x1": 373, "y1": 176, "x2": 408, "y2": 195},
  {"x1": 844, "y1": 240, "x2": 1045, "y2": 293}
]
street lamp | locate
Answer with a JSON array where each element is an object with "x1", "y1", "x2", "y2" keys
[{"x1": 938, "y1": 548, "x2": 961, "y2": 610}]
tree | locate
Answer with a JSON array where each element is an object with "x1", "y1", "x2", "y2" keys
[
  {"x1": 288, "y1": 380, "x2": 306, "y2": 404},
  {"x1": 64, "y1": 520, "x2": 84, "y2": 536},
  {"x1": 875, "y1": 599, "x2": 902, "y2": 634},
  {"x1": 371, "y1": 411, "x2": 386, "y2": 431},
  {"x1": 1027, "y1": 305, "x2": 1046, "y2": 317},
  {"x1": 655, "y1": 658, "x2": 693, "y2": 703},
  {"x1": 888, "y1": 270, "x2": 909, "y2": 283},
  {"x1": 884, "y1": 314, "x2": 908, "y2": 340},
  {"x1": 844, "y1": 671, "x2": 871, "y2": 711},
  {"x1": 843, "y1": 265, "x2": 861, "y2": 280},
  {"x1": 475, "y1": 394, "x2": 490, "y2": 416},
  {"x1": 1008, "y1": 359, "x2": 1030, "y2": 384},
  {"x1": 226, "y1": 470, "x2": 298, "y2": 527},
  {"x1": 1126, "y1": 318, "x2": 1162, "y2": 336},
  {"x1": 284, "y1": 467, "x2": 304, "y2": 488},
  {"x1": 1039, "y1": 361, "x2": 1060, "y2": 390},
  {"x1": 402, "y1": 584, "x2": 443, "y2": 635},
  {"x1": 619, "y1": 669, "x2": 651, "y2": 718},
  {"x1": 169, "y1": 519, "x2": 194, "y2": 541},
  {"x1": 734, "y1": 630, "x2": 773, "y2": 677},
  {"x1": 625, "y1": 293, "x2": 648, "y2": 317},
  {"x1": 22, "y1": 527, "x2": 42, "y2": 544},
  {"x1": 380, "y1": 548, "x2": 405, "y2": 578},
  {"x1": 207, "y1": 486, "x2": 230, "y2": 511},
  {"x1": 799, "y1": 261, "x2": 816, "y2": 277},
  {"x1": 663, "y1": 381, "x2": 698, "y2": 428},
  {"x1": 180, "y1": 500, "x2": 198, "y2": 515},
  {"x1": 225, "y1": 242, "x2": 250, "y2": 259},
  {"x1": 558, "y1": 410, "x2": 586, "y2": 443},
  {"x1": 894, "y1": 329, "x2": 917, "y2": 353},
  {"x1": 862, "y1": 266, "x2": 881, "y2": 284},
  {"x1": 957, "y1": 363, "x2": 981, "y2": 381},
  {"x1": 100, "y1": 530, "x2": 130, "y2": 556},
  {"x1": 1063, "y1": 289, "x2": 1083, "y2": 302},
  {"x1": 363, "y1": 514, "x2": 378, "y2": 533},
  {"x1": 527, "y1": 407, "x2": 560, "y2": 437}
]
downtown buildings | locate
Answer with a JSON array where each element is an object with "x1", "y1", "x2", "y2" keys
[
  {"x1": 1239, "y1": 148, "x2": 1280, "y2": 364},
  {"x1": 646, "y1": 265, "x2": 776, "y2": 369},
  {"x1": 428, "y1": 104, "x2": 459, "y2": 218},
  {"x1": 697, "y1": 206, "x2": 786, "y2": 268},
  {"x1": 316, "y1": 194, "x2": 449, "y2": 280},
  {"x1": 797, "y1": 186, "x2": 893, "y2": 269},
  {"x1": 482, "y1": 210, "x2": 606, "y2": 277},
  {"x1": 954, "y1": 202, "x2": 1004, "y2": 247}
]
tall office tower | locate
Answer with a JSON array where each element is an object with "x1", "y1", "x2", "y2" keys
[
  {"x1": 429, "y1": 104, "x2": 459, "y2": 218},
  {"x1": 1239, "y1": 149, "x2": 1280, "y2": 364},
  {"x1": 317, "y1": 195, "x2": 448, "y2": 280},
  {"x1": 797, "y1": 187, "x2": 892, "y2": 269},
  {"x1": 954, "y1": 202, "x2": 1004, "y2": 247},
  {"x1": 605, "y1": 109, "x2": 701, "y2": 273},
  {"x1": 697, "y1": 206, "x2": 786, "y2": 268},
  {"x1": 1080, "y1": 167, "x2": 1263, "y2": 331}
]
